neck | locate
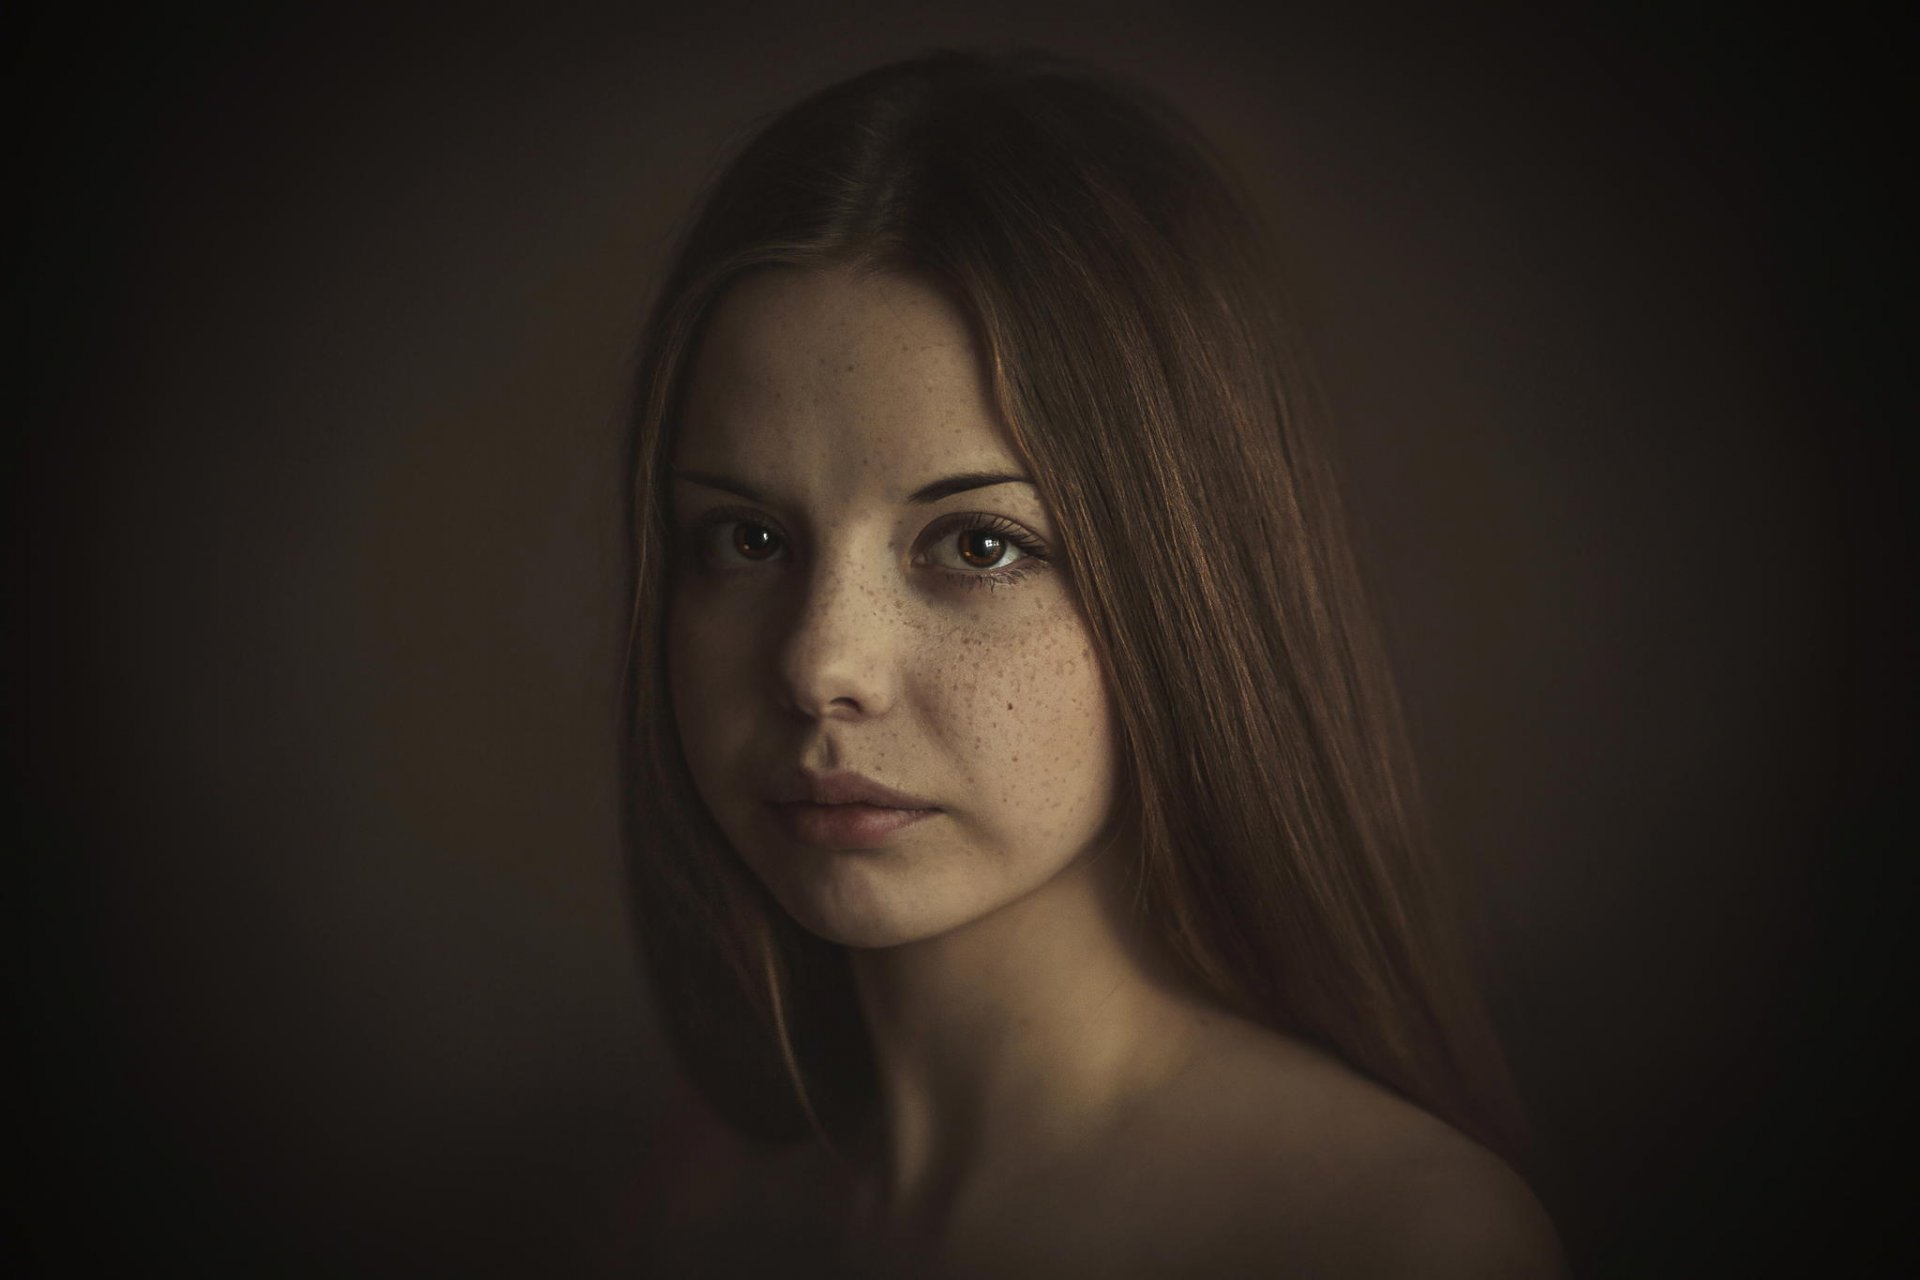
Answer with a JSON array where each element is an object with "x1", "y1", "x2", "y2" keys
[{"x1": 845, "y1": 843, "x2": 1211, "y2": 1223}]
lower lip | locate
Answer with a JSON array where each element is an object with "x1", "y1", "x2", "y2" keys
[{"x1": 768, "y1": 802, "x2": 939, "y2": 848}]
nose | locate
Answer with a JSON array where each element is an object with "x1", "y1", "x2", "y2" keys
[{"x1": 775, "y1": 550, "x2": 897, "y2": 722}]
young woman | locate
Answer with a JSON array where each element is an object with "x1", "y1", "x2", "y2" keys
[{"x1": 624, "y1": 49, "x2": 1565, "y2": 1277}]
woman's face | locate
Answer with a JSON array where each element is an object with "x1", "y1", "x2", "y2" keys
[{"x1": 666, "y1": 265, "x2": 1118, "y2": 949}]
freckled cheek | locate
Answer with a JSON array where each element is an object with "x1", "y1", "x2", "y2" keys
[{"x1": 920, "y1": 613, "x2": 1114, "y2": 843}]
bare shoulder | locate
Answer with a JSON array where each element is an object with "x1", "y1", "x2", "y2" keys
[
  {"x1": 1149, "y1": 1016, "x2": 1567, "y2": 1278},
  {"x1": 1338, "y1": 1116, "x2": 1567, "y2": 1279}
]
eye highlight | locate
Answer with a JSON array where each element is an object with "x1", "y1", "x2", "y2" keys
[{"x1": 732, "y1": 522, "x2": 781, "y2": 561}]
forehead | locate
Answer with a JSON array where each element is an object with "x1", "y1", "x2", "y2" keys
[{"x1": 675, "y1": 265, "x2": 1021, "y2": 488}]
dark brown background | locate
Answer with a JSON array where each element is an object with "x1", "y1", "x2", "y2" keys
[{"x1": 15, "y1": 1, "x2": 1908, "y2": 1275}]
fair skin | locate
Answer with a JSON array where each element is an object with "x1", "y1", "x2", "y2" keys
[{"x1": 666, "y1": 264, "x2": 1565, "y2": 1277}]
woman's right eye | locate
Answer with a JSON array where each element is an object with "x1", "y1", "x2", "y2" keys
[
  {"x1": 727, "y1": 520, "x2": 783, "y2": 561},
  {"x1": 690, "y1": 511, "x2": 789, "y2": 568}
]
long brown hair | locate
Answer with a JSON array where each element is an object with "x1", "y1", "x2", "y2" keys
[{"x1": 624, "y1": 49, "x2": 1524, "y2": 1161}]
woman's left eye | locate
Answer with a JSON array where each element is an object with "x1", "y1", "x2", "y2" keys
[{"x1": 918, "y1": 515, "x2": 1049, "y2": 581}]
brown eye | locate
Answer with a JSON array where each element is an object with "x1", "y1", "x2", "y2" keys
[
  {"x1": 918, "y1": 515, "x2": 1046, "y2": 581},
  {"x1": 957, "y1": 530, "x2": 1005, "y2": 568},
  {"x1": 733, "y1": 522, "x2": 781, "y2": 561}
]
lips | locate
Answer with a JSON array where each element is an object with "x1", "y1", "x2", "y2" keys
[{"x1": 765, "y1": 769, "x2": 941, "y2": 849}]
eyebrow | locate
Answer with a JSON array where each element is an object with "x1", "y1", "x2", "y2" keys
[{"x1": 672, "y1": 469, "x2": 1033, "y2": 505}]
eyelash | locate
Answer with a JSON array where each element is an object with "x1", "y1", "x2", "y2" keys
[{"x1": 680, "y1": 506, "x2": 1053, "y2": 591}]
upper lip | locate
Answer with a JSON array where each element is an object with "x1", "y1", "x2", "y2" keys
[{"x1": 766, "y1": 769, "x2": 940, "y2": 810}]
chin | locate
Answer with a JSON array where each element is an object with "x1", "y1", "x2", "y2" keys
[{"x1": 747, "y1": 843, "x2": 995, "y2": 951}]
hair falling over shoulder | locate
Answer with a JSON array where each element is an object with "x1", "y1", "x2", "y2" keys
[{"x1": 622, "y1": 49, "x2": 1528, "y2": 1165}]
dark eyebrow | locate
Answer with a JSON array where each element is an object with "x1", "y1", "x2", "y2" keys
[
  {"x1": 673, "y1": 469, "x2": 1033, "y2": 506},
  {"x1": 673, "y1": 470, "x2": 765, "y2": 502},
  {"x1": 906, "y1": 472, "x2": 1033, "y2": 504}
]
